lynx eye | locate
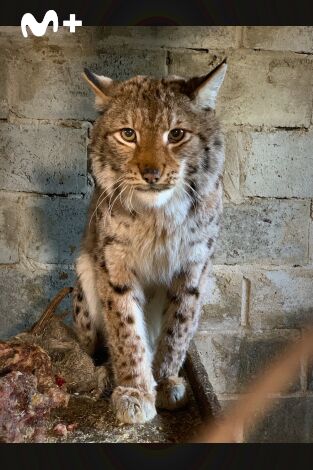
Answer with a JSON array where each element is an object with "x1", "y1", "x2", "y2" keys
[
  {"x1": 168, "y1": 128, "x2": 185, "y2": 143},
  {"x1": 120, "y1": 128, "x2": 136, "y2": 142}
]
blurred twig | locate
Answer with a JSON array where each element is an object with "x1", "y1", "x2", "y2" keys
[
  {"x1": 30, "y1": 287, "x2": 73, "y2": 336},
  {"x1": 192, "y1": 328, "x2": 313, "y2": 443}
]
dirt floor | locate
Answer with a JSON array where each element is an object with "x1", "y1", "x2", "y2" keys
[{"x1": 48, "y1": 390, "x2": 202, "y2": 443}]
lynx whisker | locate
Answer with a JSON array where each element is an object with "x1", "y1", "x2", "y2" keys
[
  {"x1": 105, "y1": 180, "x2": 127, "y2": 213},
  {"x1": 181, "y1": 184, "x2": 197, "y2": 211},
  {"x1": 129, "y1": 187, "x2": 144, "y2": 216},
  {"x1": 89, "y1": 176, "x2": 126, "y2": 228},
  {"x1": 109, "y1": 184, "x2": 128, "y2": 216},
  {"x1": 183, "y1": 181, "x2": 203, "y2": 203}
]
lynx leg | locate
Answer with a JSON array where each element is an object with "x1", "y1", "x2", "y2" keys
[
  {"x1": 103, "y1": 287, "x2": 156, "y2": 424},
  {"x1": 154, "y1": 259, "x2": 210, "y2": 410},
  {"x1": 73, "y1": 253, "x2": 105, "y2": 358},
  {"x1": 96, "y1": 250, "x2": 157, "y2": 424}
]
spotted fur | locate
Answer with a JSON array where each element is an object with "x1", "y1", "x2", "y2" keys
[{"x1": 73, "y1": 61, "x2": 227, "y2": 424}]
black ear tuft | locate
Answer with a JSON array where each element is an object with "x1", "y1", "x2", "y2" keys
[
  {"x1": 182, "y1": 59, "x2": 228, "y2": 109},
  {"x1": 82, "y1": 69, "x2": 114, "y2": 111},
  {"x1": 83, "y1": 68, "x2": 100, "y2": 87},
  {"x1": 83, "y1": 67, "x2": 92, "y2": 79}
]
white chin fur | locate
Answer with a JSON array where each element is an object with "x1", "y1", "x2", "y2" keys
[{"x1": 133, "y1": 188, "x2": 174, "y2": 208}]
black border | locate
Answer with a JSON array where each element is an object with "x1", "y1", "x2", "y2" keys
[
  {"x1": 2, "y1": 0, "x2": 313, "y2": 465},
  {"x1": 1, "y1": 0, "x2": 313, "y2": 25},
  {"x1": 2, "y1": 444, "x2": 313, "y2": 470}
]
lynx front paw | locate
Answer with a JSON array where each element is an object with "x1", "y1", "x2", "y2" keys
[
  {"x1": 111, "y1": 386, "x2": 157, "y2": 424},
  {"x1": 156, "y1": 376, "x2": 189, "y2": 410}
]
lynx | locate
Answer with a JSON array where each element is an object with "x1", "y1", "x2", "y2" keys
[{"x1": 72, "y1": 60, "x2": 227, "y2": 424}]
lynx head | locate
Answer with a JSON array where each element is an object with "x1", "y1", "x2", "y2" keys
[{"x1": 84, "y1": 60, "x2": 227, "y2": 210}]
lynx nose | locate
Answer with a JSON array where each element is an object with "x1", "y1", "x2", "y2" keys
[{"x1": 141, "y1": 167, "x2": 161, "y2": 184}]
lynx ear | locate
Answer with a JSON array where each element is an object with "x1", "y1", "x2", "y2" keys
[
  {"x1": 188, "y1": 59, "x2": 227, "y2": 110},
  {"x1": 82, "y1": 68, "x2": 113, "y2": 111}
]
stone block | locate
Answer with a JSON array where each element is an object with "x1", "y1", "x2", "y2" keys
[
  {"x1": 0, "y1": 122, "x2": 88, "y2": 194},
  {"x1": 215, "y1": 199, "x2": 309, "y2": 265},
  {"x1": 195, "y1": 330, "x2": 301, "y2": 394},
  {"x1": 200, "y1": 266, "x2": 242, "y2": 330},
  {"x1": 243, "y1": 27, "x2": 313, "y2": 54},
  {"x1": 0, "y1": 192, "x2": 21, "y2": 263},
  {"x1": 21, "y1": 194, "x2": 90, "y2": 264},
  {"x1": 249, "y1": 268, "x2": 313, "y2": 330},
  {"x1": 95, "y1": 26, "x2": 239, "y2": 50},
  {"x1": 248, "y1": 396, "x2": 313, "y2": 443},
  {"x1": 241, "y1": 129, "x2": 313, "y2": 198},
  {"x1": 0, "y1": 264, "x2": 75, "y2": 339}
]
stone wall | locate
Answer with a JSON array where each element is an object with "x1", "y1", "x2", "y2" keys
[{"x1": 0, "y1": 26, "x2": 312, "y2": 442}]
